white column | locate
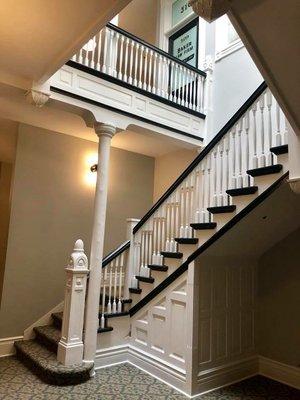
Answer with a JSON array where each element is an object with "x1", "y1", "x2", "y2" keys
[
  {"x1": 57, "y1": 239, "x2": 89, "y2": 366},
  {"x1": 83, "y1": 122, "x2": 116, "y2": 366},
  {"x1": 287, "y1": 120, "x2": 300, "y2": 194},
  {"x1": 124, "y1": 218, "x2": 140, "y2": 298}
]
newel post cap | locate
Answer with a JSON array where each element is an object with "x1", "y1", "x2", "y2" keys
[{"x1": 67, "y1": 239, "x2": 89, "y2": 271}]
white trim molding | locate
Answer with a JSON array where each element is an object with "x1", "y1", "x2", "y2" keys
[
  {"x1": 95, "y1": 344, "x2": 189, "y2": 396},
  {"x1": 259, "y1": 356, "x2": 300, "y2": 390},
  {"x1": 0, "y1": 336, "x2": 23, "y2": 358},
  {"x1": 215, "y1": 38, "x2": 243, "y2": 61},
  {"x1": 197, "y1": 356, "x2": 258, "y2": 396}
]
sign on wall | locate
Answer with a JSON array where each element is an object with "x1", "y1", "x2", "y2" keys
[
  {"x1": 169, "y1": 18, "x2": 199, "y2": 68},
  {"x1": 172, "y1": 0, "x2": 193, "y2": 27}
]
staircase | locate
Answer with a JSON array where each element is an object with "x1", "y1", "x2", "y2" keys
[
  {"x1": 14, "y1": 82, "x2": 290, "y2": 385},
  {"x1": 14, "y1": 313, "x2": 92, "y2": 385}
]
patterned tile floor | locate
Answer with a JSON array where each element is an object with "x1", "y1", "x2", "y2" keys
[{"x1": 0, "y1": 356, "x2": 299, "y2": 399}]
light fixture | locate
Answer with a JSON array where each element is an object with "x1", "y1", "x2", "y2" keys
[{"x1": 90, "y1": 164, "x2": 98, "y2": 173}]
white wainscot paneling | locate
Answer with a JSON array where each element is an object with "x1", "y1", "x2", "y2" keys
[
  {"x1": 50, "y1": 66, "x2": 205, "y2": 139},
  {"x1": 198, "y1": 262, "x2": 256, "y2": 373},
  {"x1": 131, "y1": 276, "x2": 188, "y2": 372}
]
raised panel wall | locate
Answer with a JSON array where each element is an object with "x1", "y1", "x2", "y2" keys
[{"x1": 198, "y1": 260, "x2": 256, "y2": 372}]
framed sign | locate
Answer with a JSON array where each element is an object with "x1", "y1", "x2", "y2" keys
[
  {"x1": 172, "y1": 0, "x2": 193, "y2": 27},
  {"x1": 169, "y1": 18, "x2": 199, "y2": 68}
]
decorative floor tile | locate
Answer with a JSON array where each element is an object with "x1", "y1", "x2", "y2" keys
[{"x1": 0, "y1": 357, "x2": 299, "y2": 399}]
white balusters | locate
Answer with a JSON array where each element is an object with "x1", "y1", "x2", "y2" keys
[
  {"x1": 118, "y1": 35, "x2": 125, "y2": 80},
  {"x1": 72, "y1": 25, "x2": 206, "y2": 112},
  {"x1": 99, "y1": 251, "x2": 127, "y2": 318}
]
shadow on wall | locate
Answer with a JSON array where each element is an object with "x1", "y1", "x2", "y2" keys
[
  {"x1": 257, "y1": 227, "x2": 300, "y2": 367},
  {"x1": 0, "y1": 162, "x2": 13, "y2": 306}
]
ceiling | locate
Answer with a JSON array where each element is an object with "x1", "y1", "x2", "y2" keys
[
  {"x1": 229, "y1": 0, "x2": 300, "y2": 133},
  {"x1": 0, "y1": 0, "x2": 131, "y2": 87},
  {"x1": 0, "y1": 87, "x2": 198, "y2": 159},
  {"x1": 201, "y1": 180, "x2": 300, "y2": 259}
]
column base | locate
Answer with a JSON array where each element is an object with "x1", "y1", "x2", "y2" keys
[{"x1": 57, "y1": 339, "x2": 84, "y2": 366}]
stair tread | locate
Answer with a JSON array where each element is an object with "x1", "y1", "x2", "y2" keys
[
  {"x1": 136, "y1": 276, "x2": 154, "y2": 283},
  {"x1": 97, "y1": 326, "x2": 113, "y2": 333},
  {"x1": 104, "y1": 311, "x2": 130, "y2": 318},
  {"x1": 34, "y1": 325, "x2": 61, "y2": 346},
  {"x1": 207, "y1": 205, "x2": 236, "y2": 214},
  {"x1": 161, "y1": 251, "x2": 183, "y2": 259},
  {"x1": 99, "y1": 295, "x2": 132, "y2": 305},
  {"x1": 129, "y1": 288, "x2": 142, "y2": 294},
  {"x1": 247, "y1": 164, "x2": 282, "y2": 177},
  {"x1": 174, "y1": 238, "x2": 198, "y2": 244},
  {"x1": 190, "y1": 222, "x2": 217, "y2": 230},
  {"x1": 270, "y1": 144, "x2": 288, "y2": 155},
  {"x1": 14, "y1": 340, "x2": 92, "y2": 383},
  {"x1": 226, "y1": 186, "x2": 258, "y2": 196},
  {"x1": 148, "y1": 264, "x2": 168, "y2": 272},
  {"x1": 52, "y1": 312, "x2": 63, "y2": 322}
]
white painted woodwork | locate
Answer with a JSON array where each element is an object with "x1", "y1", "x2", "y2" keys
[
  {"x1": 57, "y1": 239, "x2": 89, "y2": 366},
  {"x1": 71, "y1": 25, "x2": 206, "y2": 114},
  {"x1": 83, "y1": 122, "x2": 116, "y2": 366},
  {"x1": 50, "y1": 65, "x2": 204, "y2": 139}
]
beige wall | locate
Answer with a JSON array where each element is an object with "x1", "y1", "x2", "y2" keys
[
  {"x1": 257, "y1": 227, "x2": 300, "y2": 367},
  {"x1": 153, "y1": 149, "x2": 198, "y2": 201},
  {"x1": 0, "y1": 124, "x2": 154, "y2": 338},
  {"x1": 0, "y1": 163, "x2": 13, "y2": 306},
  {"x1": 118, "y1": 0, "x2": 158, "y2": 45}
]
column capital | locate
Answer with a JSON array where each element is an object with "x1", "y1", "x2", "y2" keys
[
  {"x1": 94, "y1": 122, "x2": 116, "y2": 139},
  {"x1": 25, "y1": 89, "x2": 50, "y2": 108}
]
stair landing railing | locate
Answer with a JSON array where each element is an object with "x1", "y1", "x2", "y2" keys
[{"x1": 70, "y1": 23, "x2": 207, "y2": 115}]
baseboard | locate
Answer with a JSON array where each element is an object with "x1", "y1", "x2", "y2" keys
[
  {"x1": 94, "y1": 344, "x2": 190, "y2": 397},
  {"x1": 0, "y1": 336, "x2": 23, "y2": 357},
  {"x1": 195, "y1": 356, "x2": 258, "y2": 396},
  {"x1": 259, "y1": 356, "x2": 300, "y2": 390}
]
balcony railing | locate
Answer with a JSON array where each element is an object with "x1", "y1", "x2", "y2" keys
[{"x1": 71, "y1": 23, "x2": 207, "y2": 115}]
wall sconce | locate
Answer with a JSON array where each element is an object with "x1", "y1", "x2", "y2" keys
[{"x1": 90, "y1": 164, "x2": 98, "y2": 172}]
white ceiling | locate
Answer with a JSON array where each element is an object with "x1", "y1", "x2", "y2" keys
[{"x1": 0, "y1": 0, "x2": 131, "y2": 87}]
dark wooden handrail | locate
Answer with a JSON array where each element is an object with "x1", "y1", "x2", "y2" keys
[
  {"x1": 133, "y1": 81, "x2": 267, "y2": 234},
  {"x1": 102, "y1": 240, "x2": 130, "y2": 268},
  {"x1": 107, "y1": 23, "x2": 207, "y2": 78}
]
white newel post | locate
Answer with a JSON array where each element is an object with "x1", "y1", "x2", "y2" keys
[
  {"x1": 83, "y1": 122, "x2": 116, "y2": 367},
  {"x1": 287, "y1": 120, "x2": 300, "y2": 194},
  {"x1": 124, "y1": 218, "x2": 140, "y2": 298},
  {"x1": 57, "y1": 239, "x2": 89, "y2": 365}
]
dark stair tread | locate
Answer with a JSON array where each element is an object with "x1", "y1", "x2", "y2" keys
[
  {"x1": 97, "y1": 326, "x2": 113, "y2": 333},
  {"x1": 247, "y1": 164, "x2": 282, "y2": 177},
  {"x1": 226, "y1": 186, "x2": 258, "y2": 196},
  {"x1": 99, "y1": 295, "x2": 132, "y2": 305},
  {"x1": 148, "y1": 264, "x2": 168, "y2": 272},
  {"x1": 207, "y1": 205, "x2": 236, "y2": 214},
  {"x1": 190, "y1": 222, "x2": 217, "y2": 230},
  {"x1": 136, "y1": 276, "x2": 155, "y2": 283},
  {"x1": 174, "y1": 238, "x2": 198, "y2": 244},
  {"x1": 34, "y1": 325, "x2": 61, "y2": 352},
  {"x1": 104, "y1": 311, "x2": 130, "y2": 318},
  {"x1": 270, "y1": 144, "x2": 288, "y2": 155},
  {"x1": 51, "y1": 312, "x2": 63, "y2": 329},
  {"x1": 129, "y1": 288, "x2": 142, "y2": 294},
  {"x1": 14, "y1": 340, "x2": 92, "y2": 385},
  {"x1": 161, "y1": 251, "x2": 183, "y2": 259}
]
